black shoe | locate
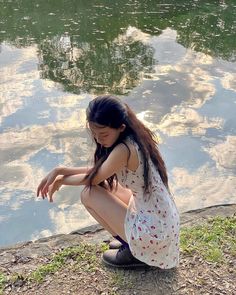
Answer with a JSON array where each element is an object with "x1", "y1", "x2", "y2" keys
[
  {"x1": 108, "y1": 239, "x2": 122, "y2": 249},
  {"x1": 102, "y1": 246, "x2": 149, "y2": 269}
]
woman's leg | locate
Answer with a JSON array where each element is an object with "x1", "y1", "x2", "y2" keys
[
  {"x1": 84, "y1": 206, "x2": 117, "y2": 236},
  {"x1": 111, "y1": 183, "x2": 132, "y2": 205},
  {"x1": 80, "y1": 185, "x2": 129, "y2": 241},
  {"x1": 81, "y1": 185, "x2": 147, "y2": 267}
]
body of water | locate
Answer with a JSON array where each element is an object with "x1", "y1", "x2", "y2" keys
[{"x1": 0, "y1": 0, "x2": 236, "y2": 247}]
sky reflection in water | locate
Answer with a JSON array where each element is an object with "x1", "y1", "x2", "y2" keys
[{"x1": 0, "y1": 0, "x2": 236, "y2": 247}]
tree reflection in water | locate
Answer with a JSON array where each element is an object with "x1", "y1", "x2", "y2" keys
[
  {"x1": 38, "y1": 29, "x2": 156, "y2": 94},
  {"x1": 1, "y1": 0, "x2": 236, "y2": 94}
]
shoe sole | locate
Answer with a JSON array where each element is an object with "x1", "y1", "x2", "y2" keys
[{"x1": 101, "y1": 256, "x2": 151, "y2": 270}]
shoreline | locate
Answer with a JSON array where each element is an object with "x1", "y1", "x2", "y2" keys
[{"x1": 0, "y1": 203, "x2": 235, "y2": 255}]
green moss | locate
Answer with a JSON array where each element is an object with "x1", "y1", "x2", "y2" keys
[{"x1": 180, "y1": 216, "x2": 236, "y2": 263}]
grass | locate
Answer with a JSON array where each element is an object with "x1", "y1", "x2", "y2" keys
[
  {"x1": 30, "y1": 243, "x2": 103, "y2": 282},
  {"x1": 1, "y1": 242, "x2": 106, "y2": 292},
  {"x1": 111, "y1": 270, "x2": 134, "y2": 290},
  {"x1": 180, "y1": 216, "x2": 236, "y2": 263},
  {"x1": 0, "y1": 216, "x2": 235, "y2": 293},
  {"x1": 0, "y1": 273, "x2": 7, "y2": 295}
]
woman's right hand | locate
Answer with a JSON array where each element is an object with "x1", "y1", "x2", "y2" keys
[
  {"x1": 48, "y1": 176, "x2": 63, "y2": 202},
  {"x1": 37, "y1": 168, "x2": 59, "y2": 199}
]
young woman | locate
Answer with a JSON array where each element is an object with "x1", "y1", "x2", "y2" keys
[{"x1": 37, "y1": 95, "x2": 180, "y2": 269}]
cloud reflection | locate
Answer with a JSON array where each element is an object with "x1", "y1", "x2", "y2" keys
[
  {"x1": 114, "y1": 26, "x2": 151, "y2": 45},
  {"x1": 0, "y1": 44, "x2": 38, "y2": 123},
  {"x1": 157, "y1": 107, "x2": 223, "y2": 137},
  {"x1": 204, "y1": 136, "x2": 236, "y2": 170},
  {"x1": 221, "y1": 72, "x2": 236, "y2": 92},
  {"x1": 30, "y1": 186, "x2": 96, "y2": 241},
  {"x1": 49, "y1": 202, "x2": 96, "y2": 234},
  {"x1": 171, "y1": 164, "x2": 236, "y2": 211}
]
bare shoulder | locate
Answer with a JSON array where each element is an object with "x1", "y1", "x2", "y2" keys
[
  {"x1": 112, "y1": 142, "x2": 130, "y2": 154},
  {"x1": 120, "y1": 139, "x2": 139, "y2": 171},
  {"x1": 108, "y1": 142, "x2": 130, "y2": 164},
  {"x1": 109, "y1": 141, "x2": 137, "y2": 165},
  {"x1": 91, "y1": 140, "x2": 139, "y2": 185},
  {"x1": 114, "y1": 140, "x2": 136, "y2": 156},
  {"x1": 91, "y1": 143, "x2": 130, "y2": 185}
]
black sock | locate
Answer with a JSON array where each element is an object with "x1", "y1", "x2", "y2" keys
[{"x1": 114, "y1": 235, "x2": 129, "y2": 248}]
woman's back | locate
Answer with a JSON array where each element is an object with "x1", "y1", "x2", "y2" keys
[{"x1": 117, "y1": 137, "x2": 180, "y2": 268}]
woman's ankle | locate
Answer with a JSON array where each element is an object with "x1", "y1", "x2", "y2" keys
[{"x1": 113, "y1": 235, "x2": 129, "y2": 248}]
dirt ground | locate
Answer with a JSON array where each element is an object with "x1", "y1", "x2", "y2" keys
[
  {"x1": 1, "y1": 204, "x2": 235, "y2": 295},
  {"x1": 2, "y1": 246, "x2": 235, "y2": 295}
]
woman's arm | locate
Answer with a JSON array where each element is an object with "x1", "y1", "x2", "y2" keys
[
  {"x1": 37, "y1": 166, "x2": 92, "y2": 198},
  {"x1": 61, "y1": 174, "x2": 88, "y2": 186},
  {"x1": 55, "y1": 166, "x2": 92, "y2": 176},
  {"x1": 46, "y1": 143, "x2": 134, "y2": 202},
  {"x1": 60, "y1": 144, "x2": 131, "y2": 186},
  {"x1": 47, "y1": 174, "x2": 88, "y2": 202}
]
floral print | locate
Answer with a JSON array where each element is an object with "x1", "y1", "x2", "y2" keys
[{"x1": 117, "y1": 138, "x2": 180, "y2": 269}]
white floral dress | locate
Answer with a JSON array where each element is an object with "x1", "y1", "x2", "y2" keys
[{"x1": 117, "y1": 138, "x2": 180, "y2": 269}]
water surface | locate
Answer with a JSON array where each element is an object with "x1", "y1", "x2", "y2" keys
[{"x1": 0, "y1": 0, "x2": 236, "y2": 247}]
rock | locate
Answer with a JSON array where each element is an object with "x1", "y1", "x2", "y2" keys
[
  {"x1": 0, "y1": 241, "x2": 32, "y2": 253},
  {"x1": 17, "y1": 243, "x2": 52, "y2": 258},
  {"x1": 181, "y1": 203, "x2": 236, "y2": 227},
  {"x1": 70, "y1": 223, "x2": 103, "y2": 235},
  {"x1": 47, "y1": 234, "x2": 83, "y2": 249},
  {"x1": 0, "y1": 252, "x2": 16, "y2": 266}
]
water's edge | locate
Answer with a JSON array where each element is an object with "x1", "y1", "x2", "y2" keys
[{"x1": 0, "y1": 203, "x2": 235, "y2": 257}]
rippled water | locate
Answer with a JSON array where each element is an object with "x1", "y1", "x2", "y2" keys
[{"x1": 0, "y1": 0, "x2": 236, "y2": 247}]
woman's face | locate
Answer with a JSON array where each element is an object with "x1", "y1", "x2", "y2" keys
[{"x1": 89, "y1": 122, "x2": 125, "y2": 148}]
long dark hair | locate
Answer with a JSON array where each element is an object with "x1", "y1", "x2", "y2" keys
[{"x1": 85, "y1": 95, "x2": 169, "y2": 193}]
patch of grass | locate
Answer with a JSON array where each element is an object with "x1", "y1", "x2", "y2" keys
[
  {"x1": 0, "y1": 272, "x2": 7, "y2": 294},
  {"x1": 29, "y1": 260, "x2": 64, "y2": 283},
  {"x1": 100, "y1": 242, "x2": 109, "y2": 252},
  {"x1": 29, "y1": 243, "x2": 104, "y2": 282},
  {"x1": 0, "y1": 243, "x2": 106, "y2": 291},
  {"x1": 180, "y1": 216, "x2": 236, "y2": 263},
  {"x1": 111, "y1": 270, "x2": 133, "y2": 289},
  {"x1": 0, "y1": 242, "x2": 109, "y2": 290}
]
